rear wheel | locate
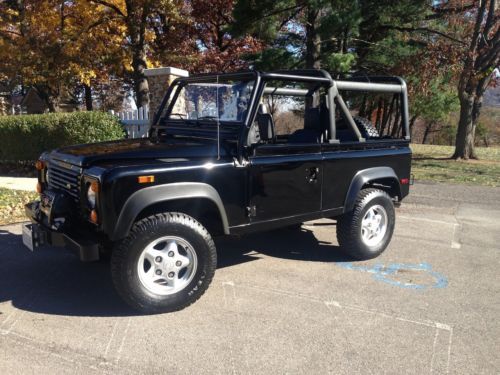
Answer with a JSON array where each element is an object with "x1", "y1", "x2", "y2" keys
[
  {"x1": 336, "y1": 116, "x2": 379, "y2": 141},
  {"x1": 337, "y1": 188, "x2": 395, "y2": 260},
  {"x1": 353, "y1": 116, "x2": 379, "y2": 139},
  {"x1": 111, "y1": 212, "x2": 217, "y2": 313}
]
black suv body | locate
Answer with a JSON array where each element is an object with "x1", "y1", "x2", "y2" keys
[{"x1": 24, "y1": 69, "x2": 411, "y2": 313}]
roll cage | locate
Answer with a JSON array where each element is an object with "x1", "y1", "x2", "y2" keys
[{"x1": 151, "y1": 69, "x2": 410, "y2": 160}]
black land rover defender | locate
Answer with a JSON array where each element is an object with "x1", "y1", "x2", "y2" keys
[{"x1": 24, "y1": 70, "x2": 412, "y2": 313}]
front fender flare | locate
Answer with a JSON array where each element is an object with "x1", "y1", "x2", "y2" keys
[
  {"x1": 111, "y1": 182, "x2": 229, "y2": 241},
  {"x1": 343, "y1": 167, "x2": 400, "y2": 213}
]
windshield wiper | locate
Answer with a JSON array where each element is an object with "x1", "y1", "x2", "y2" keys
[
  {"x1": 197, "y1": 116, "x2": 218, "y2": 121},
  {"x1": 169, "y1": 113, "x2": 187, "y2": 119}
]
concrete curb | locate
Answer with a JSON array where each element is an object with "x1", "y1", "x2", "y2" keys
[{"x1": 0, "y1": 177, "x2": 37, "y2": 192}]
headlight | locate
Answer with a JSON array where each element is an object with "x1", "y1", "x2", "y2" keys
[
  {"x1": 86, "y1": 181, "x2": 100, "y2": 209},
  {"x1": 87, "y1": 185, "x2": 96, "y2": 208}
]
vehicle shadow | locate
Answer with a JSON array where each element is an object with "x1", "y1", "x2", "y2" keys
[
  {"x1": 216, "y1": 224, "x2": 354, "y2": 268},
  {"x1": 0, "y1": 224, "x2": 354, "y2": 318},
  {"x1": 0, "y1": 229, "x2": 135, "y2": 318}
]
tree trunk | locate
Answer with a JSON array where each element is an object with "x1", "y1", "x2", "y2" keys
[
  {"x1": 35, "y1": 85, "x2": 59, "y2": 113},
  {"x1": 359, "y1": 95, "x2": 367, "y2": 117},
  {"x1": 126, "y1": 1, "x2": 150, "y2": 108},
  {"x1": 375, "y1": 97, "x2": 383, "y2": 129},
  {"x1": 422, "y1": 121, "x2": 435, "y2": 144},
  {"x1": 46, "y1": 99, "x2": 59, "y2": 113},
  {"x1": 84, "y1": 84, "x2": 93, "y2": 111},
  {"x1": 390, "y1": 103, "x2": 401, "y2": 138},
  {"x1": 305, "y1": 7, "x2": 321, "y2": 70},
  {"x1": 409, "y1": 114, "x2": 417, "y2": 139},
  {"x1": 132, "y1": 47, "x2": 150, "y2": 108},
  {"x1": 453, "y1": 95, "x2": 477, "y2": 159},
  {"x1": 304, "y1": 7, "x2": 321, "y2": 109},
  {"x1": 452, "y1": 0, "x2": 499, "y2": 159}
]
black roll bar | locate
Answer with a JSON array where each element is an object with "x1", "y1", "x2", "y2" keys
[{"x1": 151, "y1": 69, "x2": 411, "y2": 155}]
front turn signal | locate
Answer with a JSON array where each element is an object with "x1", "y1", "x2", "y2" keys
[
  {"x1": 36, "y1": 182, "x2": 43, "y2": 194},
  {"x1": 138, "y1": 175, "x2": 155, "y2": 184},
  {"x1": 35, "y1": 160, "x2": 46, "y2": 171},
  {"x1": 90, "y1": 209, "x2": 99, "y2": 224}
]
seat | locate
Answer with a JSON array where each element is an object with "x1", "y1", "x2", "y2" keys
[
  {"x1": 255, "y1": 112, "x2": 275, "y2": 143},
  {"x1": 246, "y1": 122, "x2": 261, "y2": 145},
  {"x1": 288, "y1": 107, "x2": 322, "y2": 143},
  {"x1": 247, "y1": 105, "x2": 275, "y2": 145}
]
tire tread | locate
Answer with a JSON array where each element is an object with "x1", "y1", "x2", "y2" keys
[
  {"x1": 337, "y1": 188, "x2": 393, "y2": 260},
  {"x1": 353, "y1": 116, "x2": 380, "y2": 138},
  {"x1": 111, "y1": 212, "x2": 216, "y2": 313}
]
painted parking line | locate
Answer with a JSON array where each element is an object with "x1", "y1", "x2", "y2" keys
[
  {"x1": 335, "y1": 262, "x2": 448, "y2": 290},
  {"x1": 397, "y1": 215, "x2": 461, "y2": 249},
  {"x1": 227, "y1": 281, "x2": 454, "y2": 374}
]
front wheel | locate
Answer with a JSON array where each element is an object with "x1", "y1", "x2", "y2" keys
[
  {"x1": 337, "y1": 188, "x2": 395, "y2": 260},
  {"x1": 111, "y1": 212, "x2": 217, "y2": 313}
]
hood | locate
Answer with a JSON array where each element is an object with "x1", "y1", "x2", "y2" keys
[{"x1": 49, "y1": 138, "x2": 226, "y2": 167}]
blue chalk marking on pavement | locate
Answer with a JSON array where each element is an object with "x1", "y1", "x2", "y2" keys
[{"x1": 336, "y1": 262, "x2": 448, "y2": 289}]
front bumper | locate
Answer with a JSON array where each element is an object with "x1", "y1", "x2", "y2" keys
[{"x1": 24, "y1": 201, "x2": 100, "y2": 262}]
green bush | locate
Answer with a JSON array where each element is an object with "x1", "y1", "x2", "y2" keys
[{"x1": 0, "y1": 111, "x2": 125, "y2": 162}]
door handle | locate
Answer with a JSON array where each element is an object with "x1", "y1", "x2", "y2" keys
[{"x1": 306, "y1": 167, "x2": 319, "y2": 183}]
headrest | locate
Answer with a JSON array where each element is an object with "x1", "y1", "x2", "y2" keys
[
  {"x1": 256, "y1": 113, "x2": 274, "y2": 142},
  {"x1": 304, "y1": 108, "x2": 321, "y2": 131}
]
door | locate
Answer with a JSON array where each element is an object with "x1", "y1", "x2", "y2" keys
[{"x1": 248, "y1": 144, "x2": 322, "y2": 222}]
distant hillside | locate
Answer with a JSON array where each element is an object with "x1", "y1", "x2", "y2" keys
[{"x1": 484, "y1": 86, "x2": 500, "y2": 107}]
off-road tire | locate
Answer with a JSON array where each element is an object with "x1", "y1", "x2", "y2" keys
[
  {"x1": 353, "y1": 116, "x2": 379, "y2": 139},
  {"x1": 337, "y1": 188, "x2": 395, "y2": 260},
  {"x1": 111, "y1": 212, "x2": 217, "y2": 314}
]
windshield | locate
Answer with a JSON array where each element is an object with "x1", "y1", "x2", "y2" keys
[{"x1": 165, "y1": 78, "x2": 255, "y2": 124}]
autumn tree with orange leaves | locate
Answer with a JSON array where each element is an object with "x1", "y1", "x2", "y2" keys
[
  {"x1": 87, "y1": 0, "x2": 185, "y2": 108},
  {"x1": 0, "y1": 0, "x2": 126, "y2": 111}
]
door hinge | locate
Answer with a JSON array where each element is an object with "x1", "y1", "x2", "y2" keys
[
  {"x1": 233, "y1": 157, "x2": 249, "y2": 168},
  {"x1": 246, "y1": 205, "x2": 257, "y2": 217}
]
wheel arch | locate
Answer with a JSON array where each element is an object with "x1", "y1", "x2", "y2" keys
[
  {"x1": 343, "y1": 167, "x2": 401, "y2": 213},
  {"x1": 111, "y1": 183, "x2": 230, "y2": 241}
]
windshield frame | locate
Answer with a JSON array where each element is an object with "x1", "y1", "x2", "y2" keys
[{"x1": 151, "y1": 71, "x2": 259, "y2": 130}]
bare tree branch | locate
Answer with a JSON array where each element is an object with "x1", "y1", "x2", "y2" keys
[
  {"x1": 380, "y1": 25, "x2": 467, "y2": 45},
  {"x1": 0, "y1": 29, "x2": 22, "y2": 38},
  {"x1": 88, "y1": 0, "x2": 126, "y2": 18},
  {"x1": 468, "y1": 0, "x2": 488, "y2": 53},
  {"x1": 278, "y1": 5, "x2": 305, "y2": 30},
  {"x1": 240, "y1": 1, "x2": 307, "y2": 26},
  {"x1": 483, "y1": 0, "x2": 498, "y2": 37},
  {"x1": 262, "y1": 2, "x2": 307, "y2": 20}
]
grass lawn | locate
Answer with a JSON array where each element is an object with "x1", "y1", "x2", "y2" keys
[
  {"x1": 0, "y1": 188, "x2": 38, "y2": 225},
  {"x1": 411, "y1": 144, "x2": 500, "y2": 187}
]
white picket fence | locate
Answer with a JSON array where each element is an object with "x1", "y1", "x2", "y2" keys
[{"x1": 110, "y1": 105, "x2": 151, "y2": 138}]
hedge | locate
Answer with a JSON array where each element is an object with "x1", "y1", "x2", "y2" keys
[{"x1": 0, "y1": 111, "x2": 126, "y2": 162}]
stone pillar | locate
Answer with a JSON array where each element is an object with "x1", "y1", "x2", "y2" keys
[{"x1": 144, "y1": 67, "x2": 189, "y2": 121}]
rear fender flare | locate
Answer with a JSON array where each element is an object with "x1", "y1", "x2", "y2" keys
[
  {"x1": 343, "y1": 167, "x2": 400, "y2": 213},
  {"x1": 111, "y1": 182, "x2": 229, "y2": 241}
]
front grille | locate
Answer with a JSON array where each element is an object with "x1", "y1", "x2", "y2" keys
[{"x1": 47, "y1": 162, "x2": 82, "y2": 203}]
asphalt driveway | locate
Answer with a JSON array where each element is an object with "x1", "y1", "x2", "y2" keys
[{"x1": 0, "y1": 182, "x2": 499, "y2": 374}]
